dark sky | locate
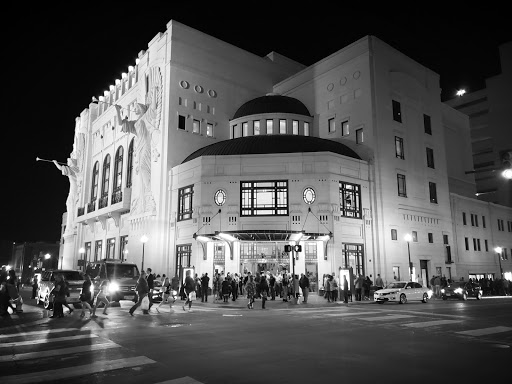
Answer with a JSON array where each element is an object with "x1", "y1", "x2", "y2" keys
[{"x1": 3, "y1": 5, "x2": 511, "y2": 243}]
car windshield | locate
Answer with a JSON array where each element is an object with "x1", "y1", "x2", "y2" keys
[
  {"x1": 385, "y1": 282, "x2": 406, "y2": 289},
  {"x1": 60, "y1": 271, "x2": 84, "y2": 281},
  {"x1": 106, "y1": 264, "x2": 140, "y2": 279}
]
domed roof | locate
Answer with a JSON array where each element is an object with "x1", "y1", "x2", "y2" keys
[
  {"x1": 182, "y1": 135, "x2": 362, "y2": 164},
  {"x1": 232, "y1": 94, "x2": 311, "y2": 120}
]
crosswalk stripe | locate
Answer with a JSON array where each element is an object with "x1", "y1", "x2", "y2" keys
[
  {"x1": 319, "y1": 311, "x2": 382, "y2": 318},
  {"x1": 455, "y1": 326, "x2": 512, "y2": 336},
  {"x1": 0, "y1": 328, "x2": 78, "y2": 339},
  {"x1": 0, "y1": 334, "x2": 98, "y2": 348},
  {"x1": 0, "y1": 342, "x2": 120, "y2": 362},
  {"x1": 360, "y1": 314, "x2": 416, "y2": 321},
  {"x1": 402, "y1": 320, "x2": 463, "y2": 328},
  {"x1": 154, "y1": 377, "x2": 204, "y2": 384},
  {"x1": 2, "y1": 356, "x2": 156, "y2": 384}
]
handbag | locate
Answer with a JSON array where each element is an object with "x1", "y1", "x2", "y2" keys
[
  {"x1": 189, "y1": 291, "x2": 197, "y2": 301},
  {"x1": 141, "y1": 295, "x2": 150, "y2": 310}
]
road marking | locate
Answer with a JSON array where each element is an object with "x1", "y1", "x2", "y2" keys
[
  {"x1": 360, "y1": 314, "x2": 416, "y2": 321},
  {"x1": 456, "y1": 326, "x2": 512, "y2": 336},
  {"x1": 154, "y1": 377, "x2": 204, "y2": 384},
  {"x1": 2, "y1": 356, "x2": 156, "y2": 384},
  {"x1": 222, "y1": 314, "x2": 243, "y2": 317},
  {"x1": 0, "y1": 334, "x2": 98, "y2": 348},
  {"x1": 402, "y1": 320, "x2": 463, "y2": 328},
  {"x1": 0, "y1": 342, "x2": 120, "y2": 362},
  {"x1": 0, "y1": 328, "x2": 78, "y2": 339},
  {"x1": 313, "y1": 311, "x2": 382, "y2": 318}
]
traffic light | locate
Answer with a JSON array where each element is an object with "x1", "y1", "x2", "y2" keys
[
  {"x1": 293, "y1": 245, "x2": 302, "y2": 253},
  {"x1": 284, "y1": 245, "x2": 292, "y2": 253}
]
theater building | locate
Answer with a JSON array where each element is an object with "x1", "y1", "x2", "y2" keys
[{"x1": 58, "y1": 20, "x2": 512, "y2": 289}]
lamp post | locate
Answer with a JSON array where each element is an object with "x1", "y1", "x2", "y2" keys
[
  {"x1": 140, "y1": 235, "x2": 148, "y2": 273},
  {"x1": 79, "y1": 247, "x2": 86, "y2": 272},
  {"x1": 404, "y1": 234, "x2": 413, "y2": 281},
  {"x1": 44, "y1": 253, "x2": 51, "y2": 270},
  {"x1": 123, "y1": 249, "x2": 129, "y2": 262},
  {"x1": 494, "y1": 246, "x2": 503, "y2": 277}
]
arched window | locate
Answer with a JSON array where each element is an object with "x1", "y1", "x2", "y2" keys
[
  {"x1": 114, "y1": 146, "x2": 124, "y2": 191},
  {"x1": 127, "y1": 138, "x2": 134, "y2": 188},
  {"x1": 91, "y1": 161, "x2": 99, "y2": 201},
  {"x1": 101, "y1": 154, "x2": 111, "y2": 197}
]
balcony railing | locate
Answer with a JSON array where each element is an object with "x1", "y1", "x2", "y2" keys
[
  {"x1": 77, "y1": 207, "x2": 85, "y2": 217},
  {"x1": 111, "y1": 189, "x2": 123, "y2": 204},
  {"x1": 87, "y1": 201, "x2": 96, "y2": 213},
  {"x1": 99, "y1": 195, "x2": 109, "y2": 209}
]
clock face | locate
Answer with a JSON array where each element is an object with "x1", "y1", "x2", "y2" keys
[
  {"x1": 214, "y1": 189, "x2": 226, "y2": 206},
  {"x1": 303, "y1": 187, "x2": 316, "y2": 204}
]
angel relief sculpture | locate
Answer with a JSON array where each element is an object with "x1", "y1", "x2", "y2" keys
[{"x1": 115, "y1": 67, "x2": 162, "y2": 215}]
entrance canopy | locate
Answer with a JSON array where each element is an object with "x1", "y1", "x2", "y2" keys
[{"x1": 193, "y1": 230, "x2": 332, "y2": 242}]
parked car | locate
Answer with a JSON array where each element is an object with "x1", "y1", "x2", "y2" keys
[
  {"x1": 441, "y1": 281, "x2": 483, "y2": 300},
  {"x1": 36, "y1": 269, "x2": 85, "y2": 309},
  {"x1": 374, "y1": 281, "x2": 433, "y2": 304},
  {"x1": 86, "y1": 259, "x2": 140, "y2": 302}
]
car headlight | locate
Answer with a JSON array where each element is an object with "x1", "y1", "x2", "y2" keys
[
  {"x1": 454, "y1": 288, "x2": 463, "y2": 294},
  {"x1": 109, "y1": 282, "x2": 120, "y2": 293},
  {"x1": 441, "y1": 289, "x2": 445, "y2": 293},
  {"x1": 90, "y1": 284, "x2": 95, "y2": 293}
]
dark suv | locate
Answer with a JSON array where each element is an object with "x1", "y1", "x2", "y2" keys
[
  {"x1": 36, "y1": 269, "x2": 85, "y2": 309},
  {"x1": 441, "y1": 281, "x2": 483, "y2": 300},
  {"x1": 86, "y1": 259, "x2": 139, "y2": 302}
]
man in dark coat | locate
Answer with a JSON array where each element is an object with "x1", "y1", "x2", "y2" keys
[
  {"x1": 129, "y1": 271, "x2": 149, "y2": 315},
  {"x1": 201, "y1": 273, "x2": 210, "y2": 302},
  {"x1": 146, "y1": 268, "x2": 155, "y2": 310},
  {"x1": 299, "y1": 273, "x2": 310, "y2": 303}
]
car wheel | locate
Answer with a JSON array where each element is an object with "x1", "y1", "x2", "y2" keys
[
  {"x1": 399, "y1": 294, "x2": 407, "y2": 304},
  {"x1": 442, "y1": 295, "x2": 447, "y2": 300},
  {"x1": 36, "y1": 291, "x2": 42, "y2": 305},
  {"x1": 43, "y1": 294, "x2": 53, "y2": 310},
  {"x1": 462, "y1": 292, "x2": 467, "y2": 301},
  {"x1": 422, "y1": 293, "x2": 429, "y2": 303},
  {"x1": 477, "y1": 292, "x2": 482, "y2": 300}
]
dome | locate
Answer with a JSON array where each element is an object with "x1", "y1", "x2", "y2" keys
[
  {"x1": 182, "y1": 135, "x2": 362, "y2": 164},
  {"x1": 232, "y1": 94, "x2": 311, "y2": 120}
]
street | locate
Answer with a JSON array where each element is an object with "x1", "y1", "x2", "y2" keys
[{"x1": 1, "y1": 289, "x2": 511, "y2": 383}]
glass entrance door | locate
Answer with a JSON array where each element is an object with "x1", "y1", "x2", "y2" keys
[{"x1": 305, "y1": 262, "x2": 318, "y2": 292}]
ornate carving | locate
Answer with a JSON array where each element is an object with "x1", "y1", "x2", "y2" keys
[{"x1": 115, "y1": 66, "x2": 163, "y2": 215}]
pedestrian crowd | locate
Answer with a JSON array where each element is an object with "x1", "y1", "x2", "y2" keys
[{"x1": 0, "y1": 267, "x2": 23, "y2": 316}]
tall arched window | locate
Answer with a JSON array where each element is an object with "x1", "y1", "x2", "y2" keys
[
  {"x1": 112, "y1": 146, "x2": 124, "y2": 204},
  {"x1": 91, "y1": 161, "x2": 99, "y2": 201},
  {"x1": 127, "y1": 138, "x2": 134, "y2": 188},
  {"x1": 100, "y1": 154, "x2": 111, "y2": 209}
]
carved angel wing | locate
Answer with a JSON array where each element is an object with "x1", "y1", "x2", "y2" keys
[{"x1": 144, "y1": 67, "x2": 163, "y2": 132}]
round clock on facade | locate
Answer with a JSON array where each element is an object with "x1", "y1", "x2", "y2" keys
[
  {"x1": 303, "y1": 187, "x2": 316, "y2": 204},
  {"x1": 214, "y1": 189, "x2": 226, "y2": 206}
]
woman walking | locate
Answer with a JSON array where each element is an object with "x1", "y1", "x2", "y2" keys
[
  {"x1": 156, "y1": 276, "x2": 174, "y2": 312},
  {"x1": 79, "y1": 274, "x2": 93, "y2": 318},
  {"x1": 260, "y1": 275, "x2": 270, "y2": 309},
  {"x1": 246, "y1": 275, "x2": 256, "y2": 309},
  {"x1": 91, "y1": 280, "x2": 110, "y2": 318},
  {"x1": 183, "y1": 271, "x2": 195, "y2": 311},
  {"x1": 50, "y1": 274, "x2": 67, "y2": 318}
]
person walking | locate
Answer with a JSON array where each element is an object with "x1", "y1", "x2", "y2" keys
[
  {"x1": 246, "y1": 275, "x2": 256, "y2": 309},
  {"x1": 281, "y1": 273, "x2": 289, "y2": 302},
  {"x1": 129, "y1": 271, "x2": 149, "y2": 316},
  {"x1": 269, "y1": 274, "x2": 276, "y2": 300},
  {"x1": 375, "y1": 274, "x2": 384, "y2": 291},
  {"x1": 343, "y1": 275, "x2": 349, "y2": 303},
  {"x1": 146, "y1": 268, "x2": 155, "y2": 311},
  {"x1": 300, "y1": 273, "x2": 310, "y2": 303},
  {"x1": 221, "y1": 278, "x2": 231, "y2": 302},
  {"x1": 325, "y1": 275, "x2": 333, "y2": 302},
  {"x1": 354, "y1": 274, "x2": 363, "y2": 301},
  {"x1": 183, "y1": 271, "x2": 195, "y2": 311},
  {"x1": 79, "y1": 274, "x2": 93, "y2": 318},
  {"x1": 260, "y1": 275, "x2": 270, "y2": 309},
  {"x1": 91, "y1": 280, "x2": 110, "y2": 318},
  {"x1": 231, "y1": 274, "x2": 239, "y2": 301},
  {"x1": 156, "y1": 276, "x2": 173, "y2": 312},
  {"x1": 434, "y1": 275, "x2": 441, "y2": 298},
  {"x1": 50, "y1": 274, "x2": 67, "y2": 318}
]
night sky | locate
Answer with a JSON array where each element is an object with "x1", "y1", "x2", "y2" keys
[{"x1": 3, "y1": 5, "x2": 511, "y2": 244}]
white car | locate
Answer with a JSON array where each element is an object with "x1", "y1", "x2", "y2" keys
[{"x1": 374, "y1": 281, "x2": 433, "y2": 304}]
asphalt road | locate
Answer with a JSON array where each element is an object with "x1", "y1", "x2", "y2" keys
[{"x1": 1, "y1": 289, "x2": 511, "y2": 384}]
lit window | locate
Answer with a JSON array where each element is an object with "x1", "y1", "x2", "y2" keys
[
  {"x1": 328, "y1": 118, "x2": 335, "y2": 133},
  {"x1": 356, "y1": 128, "x2": 363, "y2": 144},
  {"x1": 342, "y1": 120, "x2": 349, "y2": 136},
  {"x1": 280, "y1": 119, "x2": 286, "y2": 134},
  {"x1": 395, "y1": 136, "x2": 404, "y2": 159},
  {"x1": 266, "y1": 119, "x2": 273, "y2": 134},
  {"x1": 304, "y1": 122, "x2": 310, "y2": 136},
  {"x1": 193, "y1": 119, "x2": 200, "y2": 134},
  {"x1": 254, "y1": 121, "x2": 260, "y2": 135},
  {"x1": 91, "y1": 161, "x2": 99, "y2": 201},
  {"x1": 339, "y1": 182, "x2": 361, "y2": 218},
  {"x1": 243, "y1": 122, "x2": 249, "y2": 137},
  {"x1": 397, "y1": 174, "x2": 407, "y2": 197},
  {"x1": 292, "y1": 120, "x2": 299, "y2": 135},
  {"x1": 206, "y1": 123, "x2": 213, "y2": 137},
  {"x1": 303, "y1": 187, "x2": 316, "y2": 204},
  {"x1": 412, "y1": 231, "x2": 418, "y2": 242},
  {"x1": 178, "y1": 185, "x2": 194, "y2": 221},
  {"x1": 241, "y1": 180, "x2": 288, "y2": 216}
]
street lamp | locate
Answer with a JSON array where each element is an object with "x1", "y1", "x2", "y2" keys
[
  {"x1": 140, "y1": 235, "x2": 148, "y2": 272},
  {"x1": 494, "y1": 246, "x2": 504, "y2": 277},
  {"x1": 404, "y1": 234, "x2": 413, "y2": 281},
  {"x1": 123, "y1": 249, "x2": 129, "y2": 262},
  {"x1": 79, "y1": 247, "x2": 86, "y2": 272}
]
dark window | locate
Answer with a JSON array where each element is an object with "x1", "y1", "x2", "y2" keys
[
  {"x1": 395, "y1": 136, "x2": 404, "y2": 159},
  {"x1": 397, "y1": 174, "x2": 407, "y2": 197},
  {"x1": 473, "y1": 238, "x2": 477, "y2": 251},
  {"x1": 443, "y1": 234, "x2": 449, "y2": 245},
  {"x1": 178, "y1": 114, "x2": 186, "y2": 130},
  {"x1": 391, "y1": 229, "x2": 397, "y2": 240},
  {"x1": 101, "y1": 154, "x2": 111, "y2": 197},
  {"x1": 85, "y1": 242, "x2": 91, "y2": 264},
  {"x1": 113, "y1": 146, "x2": 124, "y2": 192},
  {"x1": 477, "y1": 239, "x2": 481, "y2": 251},
  {"x1": 485, "y1": 239, "x2": 488, "y2": 252},
  {"x1": 475, "y1": 215, "x2": 479, "y2": 227},
  {"x1": 127, "y1": 138, "x2": 134, "y2": 188},
  {"x1": 424, "y1": 114, "x2": 432, "y2": 135},
  {"x1": 241, "y1": 181, "x2": 288, "y2": 216},
  {"x1": 339, "y1": 182, "x2": 362, "y2": 218},
  {"x1": 120, "y1": 236, "x2": 128, "y2": 260},
  {"x1": 465, "y1": 237, "x2": 469, "y2": 250},
  {"x1": 91, "y1": 161, "x2": 99, "y2": 201},
  {"x1": 178, "y1": 185, "x2": 194, "y2": 221},
  {"x1": 176, "y1": 244, "x2": 192, "y2": 277},
  {"x1": 426, "y1": 147, "x2": 435, "y2": 168},
  {"x1": 471, "y1": 214, "x2": 475, "y2": 226},
  {"x1": 428, "y1": 233, "x2": 433, "y2": 243},
  {"x1": 392, "y1": 100, "x2": 402, "y2": 123},
  {"x1": 482, "y1": 215, "x2": 486, "y2": 228},
  {"x1": 95, "y1": 240, "x2": 103, "y2": 261},
  {"x1": 356, "y1": 128, "x2": 364, "y2": 143},
  {"x1": 463, "y1": 212, "x2": 467, "y2": 225},
  {"x1": 341, "y1": 120, "x2": 349, "y2": 136},
  {"x1": 328, "y1": 118, "x2": 335, "y2": 133},
  {"x1": 411, "y1": 231, "x2": 418, "y2": 242},
  {"x1": 106, "y1": 238, "x2": 116, "y2": 259}
]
